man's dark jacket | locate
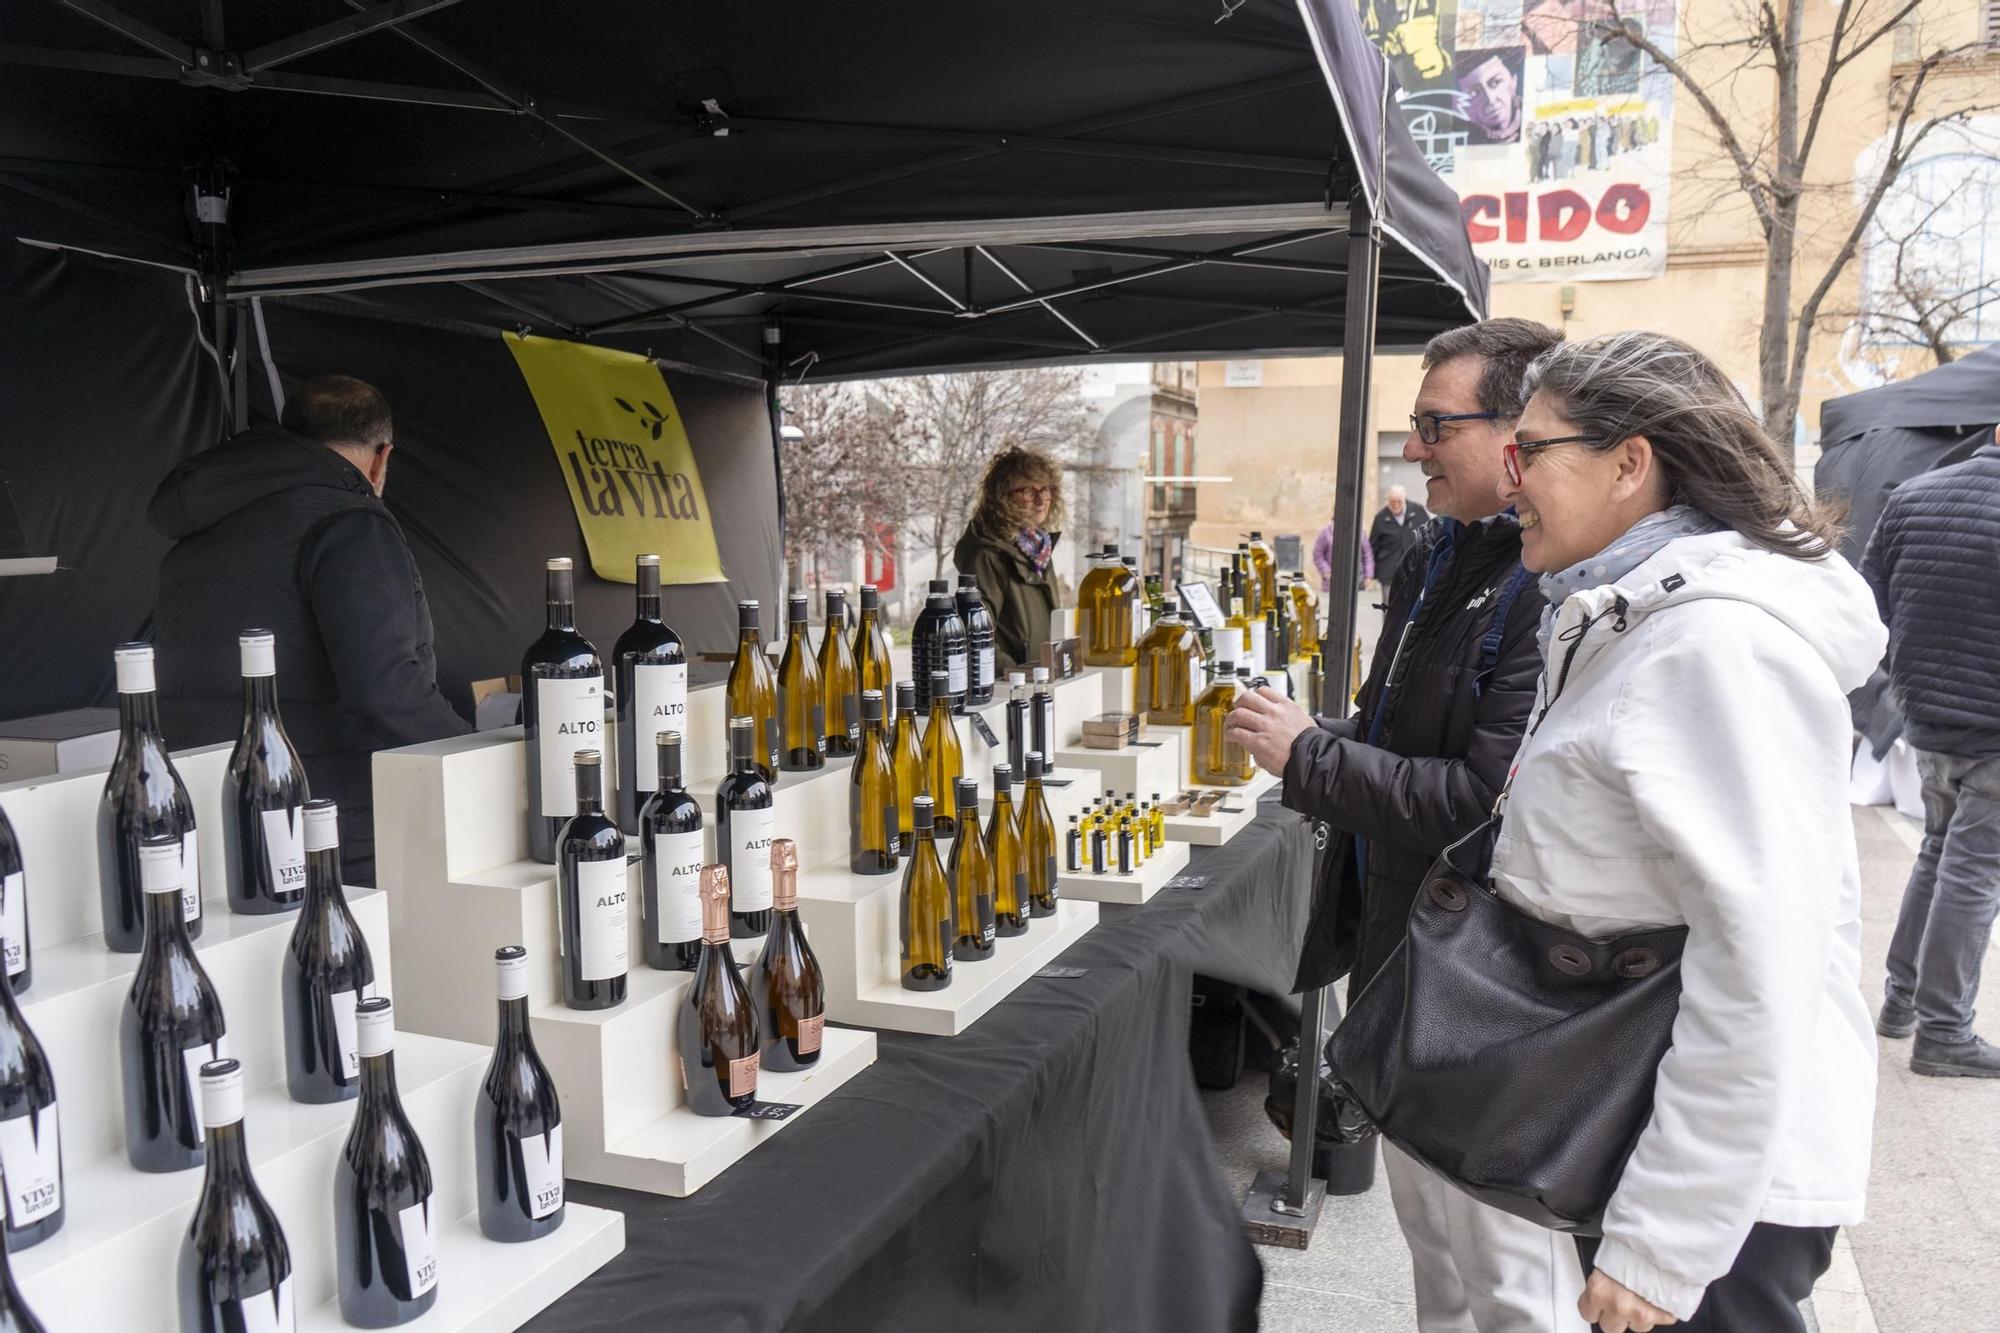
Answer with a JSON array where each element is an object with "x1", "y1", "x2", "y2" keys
[
  {"x1": 1368, "y1": 502, "x2": 1430, "y2": 584},
  {"x1": 147, "y1": 423, "x2": 471, "y2": 881},
  {"x1": 1285, "y1": 514, "x2": 1545, "y2": 999},
  {"x1": 1860, "y1": 442, "x2": 2000, "y2": 759}
]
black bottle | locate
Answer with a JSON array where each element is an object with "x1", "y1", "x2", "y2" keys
[
  {"x1": 716, "y1": 717, "x2": 776, "y2": 940},
  {"x1": 640, "y1": 730, "x2": 705, "y2": 971},
  {"x1": 556, "y1": 750, "x2": 628, "y2": 1010},
  {"x1": 956, "y1": 575, "x2": 997, "y2": 707},
  {"x1": 911, "y1": 580, "x2": 968, "y2": 713},
  {"x1": 614, "y1": 553, "x2": 687, "y2": 836},
  {"x1": 99, "y1": 642, "x2": 202, "y2": 952},
  {"x1": 0, "y1": 807, "x2": 30, "y2": 996},
  {"x1": 221, "y1": 630, "x2": 310, "y2": 916},
  {"x1": 121, "y1": 836, "x2": 227, "y2": 1173},
  {"x1": 177, "y1": 1058, "x2": 291, "y2": 1333},
  {"x1": 1004, "y1": 671, "x2": 1028, "y2": 782},
  {"x1": 281, "y1": 799, "x2": 375, "y2": 1104},
  {"x1": 335, "y1": 999, "x2": 439, "y2": 1328},
  {"x1": 0, "y1": 929, "x2": 60, "y2": 1254},
  {"x1": 476, "y1": 947, "x2": 565, "y2": 1242},
  {"x1": 522, "y1": 557, "x2": 605, "y2": 865}
]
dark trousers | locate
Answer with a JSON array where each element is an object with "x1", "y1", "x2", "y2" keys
[{"x1": 1575, "y1": 1224, "x2": 1835, "y2": 1332}]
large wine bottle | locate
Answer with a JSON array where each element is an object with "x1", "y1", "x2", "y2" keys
[
  {"x1": 679, "y1": 865, "x2": 760, "y2": 1116},
  {"x1": 921, "y1": 671, "x2": 964, "y2": 838},
  {"x1": 476, "y1": 947, "x2": 564, "y2": 1243},
  {"x1": 899, "y1": 796, "x2": 954, "y2": 991},
  {"x1": 715, "y1": 717, "x2": 775, "y2": 940},
  {"x1": 0, "y1": 1192, "x2": 44, "y2": 1332},
  {"x1": 556, "y1": 751, "x2": 627, "y2": 1010},
  {"x1": 0, "y1": 808, "x2": 30, "y2": 996},
  {"x1": 889, "y1": 682, "x2": 925, "y2": 858},
  {"x1": 818, "y1": 589, "x2": 860, "y2": 759},
  {"x1": 281, "y1": 801, "x2": 374, "y2": 1105},
  {"x1": 1022, "y1": 753, "x2": 1060, "y2": 919},
  {"x1": 725, "y1": 600, "x2": 780, "y2": 781},
  {"x1": 955, "y1": 575, "x2": 997, "y2": 708},
  {"x1": 522, "y1": 558, "x2": 605, "y2": 865},
  {"x1": 754, "y1": 840, "x2": 824, "y2": 1073},
  {"x1": 0, "y1": 929, "x2": 60, "y2": 1254},
  {"x1": 852, "y1": 584, "x2": 894, "y2": 708},
  {"x1": 336, "y1": 999, "x2": 439, "y2": 1327},
  {"x1": 849, "y1": 690, "x2": 899, "y2": 875},
  {"x1": 986, "y1": 765, "x2": 1028, "y2": 938},
  {"x1": 776, "y1": 593, "x2": 826, "y2": 773},
  {"x1": 947, "y1": 779, "x2": 997, "y2": 962},
  {"x1": 221, "y1": 630, "x2": 310, "y2": 916},
  {"x1": 639, "y1": 730, "x2": 703, "y2": 971},
  {"x1": 121, "y1": 836, "x2": 227, "y2": 1173},
  {"x1": 99, "y1": 642, "x2": 202, "y2": 952},
  {"x1": 613, "y1": 553, "x2": 686, "y2": 836},
  {"x1": 177, "y1": 1058, "x2": 292, "y2": 1333},
  {"x1": 911, "y1": 581, "x2": 968, "y2": 712}
]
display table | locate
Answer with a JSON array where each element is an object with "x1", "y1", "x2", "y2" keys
[{"x1": 519, "y1": 798, "x2": 1318, "y2": 1333}]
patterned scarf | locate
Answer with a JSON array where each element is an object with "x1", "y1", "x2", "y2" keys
[
  {"x1": 1015, "y1": 526, "x2": 1054, "y2": 572},
  {"x1": 1536, "y1": 504, "x2": 1723, "y2": 656}
]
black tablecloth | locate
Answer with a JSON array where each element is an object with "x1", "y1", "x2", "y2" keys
[{"x1": 527, "y1": 803, "x2": 1315, "y2": 1333}]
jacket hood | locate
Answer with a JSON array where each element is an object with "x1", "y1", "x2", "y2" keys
[
  {"x1": 148, "y1": 421, "x2": 374, "y2": 541},
  {"x1": 1550, "y1": 527, "x2": 1887, "y2": 695}
]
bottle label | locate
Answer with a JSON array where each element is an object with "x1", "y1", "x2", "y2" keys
[
  {"x1": 1015, "y1": 871, "x2": 1029, "y2": 906},
  {"x1": 947, "y1": 651, "x2": 968, "y2": 696},
  {"x1": 653, "y1": 829, "x2": 705, "y2": 944},
  {"x1": 0, "y1": 871, "x2": 23, "y2": 980},
  {"x1": 330, "y1": 987, "x2": 363, "y2": 1081},
  {"x1": 810, "y1": 704, "x2": 826, "y2": 752},
  {"x1": 396, "y1": 1196, "x2": 441, "y2": 1298},
  {"x1": 181, "y1": 827, "x2": 202, "y2": 923},
  {"x1": 796, "y1": 1012, "x2": 824, "y2": 1055},
  {"x1": 537, "y1": 675, "x2": 605, "y2": 817},
  {"x1": 1045, "y1": 855, "x2": 1060, "y2": 902},
  {"x1": 763, "y1": 715, "x2": 782, "y2": 773},
  {"x1": 518, "y1": 1123, "x2": 565, "y2": 1219},
  {"x1": 0, "y1": 1105, "x2": 62, "y2": 1227},
  {"x1": 728, "y1": 1051, "x2": 759, "y2": 1099},
  {"x1": 976, "y1": 894, "x2": 996, "y2": 946},
  {"x1": 844, "y1": 693, "x2": 860, "y2": 741},
  {"x1": 575, "y1": 858, "x2": 630, "y2": 981},
  {"x1": 218, "y1": 1278, "x2": 294, "y2": 1333},
  {"x1": 728, "y1": 807, "x2": 776, "y2": 913},
  {"x1": 977, "y1": 647, "x2": 995, "y2": 690},
  {"x1": 182, "y1": 1035, "x2": 229, "y2": 1133},
  {"x1": 880, "y1": 802, "x2": 901, "y2": 852},
  {"x1": 631, "y1": 663, "x2": 688, "y2": 791},
  {"x1": 260, "y1": 806, "x2": 307, "y2": 897}
]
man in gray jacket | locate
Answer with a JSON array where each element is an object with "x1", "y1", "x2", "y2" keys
[{"x1": 1863, "y1": 425, "x2": 2000, "y2": 1078}]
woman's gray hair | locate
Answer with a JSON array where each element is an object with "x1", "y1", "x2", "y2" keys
[{"x1": 1520, "y1": 331, "x2": 1839, "y2": 561}]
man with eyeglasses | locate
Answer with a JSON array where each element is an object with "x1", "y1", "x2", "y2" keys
[
  {"x1": 1227, "y1": 317, "x2": 1579, "y2": 1332},
  {"x1": 149, "y1": 374, "x2": 470, "y2": 886}
]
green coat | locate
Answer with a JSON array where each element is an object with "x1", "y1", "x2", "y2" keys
[{"x1": 953, "y1": 525, "x2": 1061, "y2": 674}]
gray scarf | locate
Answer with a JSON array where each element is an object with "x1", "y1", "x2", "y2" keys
[{"x1": 1536, "y1": 505, "x2": 1723, "y2": 656}]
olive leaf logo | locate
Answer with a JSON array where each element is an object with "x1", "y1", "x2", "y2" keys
[{"x1": 614, "y1": 397, "x2": 668, "y2": 440}]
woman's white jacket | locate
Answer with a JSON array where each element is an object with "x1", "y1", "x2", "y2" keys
[{"x1": 1490, "y1": 529, "x2": 1888, "y2": 1319}]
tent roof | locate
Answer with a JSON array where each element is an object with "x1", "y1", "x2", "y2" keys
[
  {"x1": 0, "y1": 0, "x2": 1485, "y2": 380},
  {"x1": 1820, "y1": 344, "x2": 2000, "y2": 444}
]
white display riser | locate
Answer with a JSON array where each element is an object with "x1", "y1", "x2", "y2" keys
[
  {"x1": 1053, "y1": 732, "x2": 1185, "y2": 807},
  {"x1": 1162, "y1": 797, "x2": 1261, "y2": 847},
  {"x1": 1191, "y1": 765, "x2": 1282, "y2": 803},
  {"x1": 1059, "y1": 839, "x2": 1190, "y2": 905}
]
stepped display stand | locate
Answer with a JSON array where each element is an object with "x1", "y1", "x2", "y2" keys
[
  {"x1": 1057, "y1": 839, "x2": 1190, "y2": 905},
  {"x1": 0, "y1": 747, "x2": 622, "y2": 1332}
]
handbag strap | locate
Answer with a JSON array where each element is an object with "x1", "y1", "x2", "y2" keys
[{"x1": 1491, "y1": 593, "x2": 1630, "y2": 823}]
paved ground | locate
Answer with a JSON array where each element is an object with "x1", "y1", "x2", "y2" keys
[{"x1": 1203, "y1": 798, "x2": 2000, "y2": 1331}]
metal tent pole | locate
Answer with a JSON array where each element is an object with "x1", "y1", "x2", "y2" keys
[{"x1": 1244, "y1": 185, "x2": 1381, "y2": 1249}]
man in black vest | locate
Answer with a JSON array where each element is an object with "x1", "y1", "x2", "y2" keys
[
  {"x1": 1228, "y1": 319, "x2": 1581, "y2": 1333},
  {"x1": 150, "y1": 375, "x2": 471, "y2": 885}
]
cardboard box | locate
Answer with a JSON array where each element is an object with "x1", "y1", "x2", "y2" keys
[{"x1": 0, "y1": 707, "x2": 120, "y2": 780}]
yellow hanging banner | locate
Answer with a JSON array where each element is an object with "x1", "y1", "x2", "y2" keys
[{"x1": 506, "y1": 333, "x2": 727, "y2": 585}]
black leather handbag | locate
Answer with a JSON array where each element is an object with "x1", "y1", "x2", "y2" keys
[{"x1": 1324, "y1": 819, "x2": 1688, "y2": 1234}]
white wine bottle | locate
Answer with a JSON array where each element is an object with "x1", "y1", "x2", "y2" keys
[{"x1": 899, "y1": 796, "x2": 954, "y2": 992}]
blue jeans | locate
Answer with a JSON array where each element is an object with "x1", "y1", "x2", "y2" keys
[{"x1": 1884, "y1": 750, "x2": 2000, "y2": 1044}]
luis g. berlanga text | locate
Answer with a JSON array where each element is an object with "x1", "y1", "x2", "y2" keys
[{"x1": 565, "y1": 430, "x2": 701, "y2": 520}]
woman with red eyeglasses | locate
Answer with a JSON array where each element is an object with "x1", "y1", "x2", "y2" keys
[{"x1": 952, "y1": 444, "x2": 1066, "y2": 672}]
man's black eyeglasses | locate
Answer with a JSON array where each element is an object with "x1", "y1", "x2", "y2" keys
[{"x1": 1410, "y1": 411, "x2": 1498, "y2": 445}]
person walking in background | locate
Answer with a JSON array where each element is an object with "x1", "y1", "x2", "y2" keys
[
  {"x1": 1313, "y1": 515, "x2": 1375, "y2": 591},
  {"x1": 953, "y1": 444, "x2": 1066, "y2": 672},
  {"x1": 1863, "y1": 423, "x2": 2000, "y2": 1079},
  {"x1": 1225, "y1": 317, "x2": 1575, "y2": 1332},
  {"x1": 1489, "y1": 332, "x2": 1882, "y2": 1331},
  {"x1": 1369, "y1": 484, "x2": 1429, "y2": 587},
  {"x1": 149, "y1": 375, "x2": 472, "y2": 886}
]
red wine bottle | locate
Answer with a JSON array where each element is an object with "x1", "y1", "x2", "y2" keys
[
  {"x1": 679, "y1": 865, "x2": 760, "y2": 1116},
  {"x1": 99, "y1": 643, "x2": 202, "y2": 952},
  {"x1": 335, "y1": 999, "x2": 439, "y2": 1327},
  {"x1": 716, "y1": 717, "x2": 775, "y2": 940},
  {"x1": 120, "y1": 836, "x2": 227, "y2": 1172},
  {"x1": 639, "y1": 730, "x2": 703, "y2": 971},
  {"x1": 0, "y1": 806, "x2": 31, "y2": 995},
  {"x1": 281, "y1": 800, "x2": 374, "y2": 1104},
  {"x1": 754, "y1": 840, "x2": 825, "y2": 1072},
  {"x1": 177, "y1": 1058, "x2": 292, "y2": 1333},
  {"x1": 0, "y1": 927, "x2": 60, "y2": 1254},
  {"x1": 522, "y1": 557, "x2": 605, "y2": 865},
  {"x1": 614, "y1": 554, "x2": 686, "y2": 836},
  {"x1": 556, "y1": 751, "x2": 627, "y2": 1010},
  {"x1": 221, "y1": 630, "x2": 310, "y2": 915},
  {"x1": 476, "y1": 947, "x2": 564, "y2": 1242}
]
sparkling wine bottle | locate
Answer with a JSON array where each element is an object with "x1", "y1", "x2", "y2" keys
[
  {"x1": 716, "y1": 717, "x2": 775, "y2": 940},
  {"x1": 639, "y1": 730, "x2": 704, "y2": 971},
  {"x1": 0, "y1": 929, "x2": 60, "y2": 1254},
  {"x1": 0, "y1": 807, "x2": 31, "y2": 996},
  {"x1": 221, "y1": 630, "x2": 310, "y2": 916},
  {"x1": 121, "y1": 836, "x2": 227, "y2": 1172},
  {"x1": 99, "y1": 642, "x2": 202, "y2": 951},
  {"x1": 948, "y1": 779, "x2": 997, "y2": 962},
  {"x1": 850, "y1": 691, "x2": 899, "y2": 875},
  {"x1": 679, "y1": 865, "x2": 760, "y2": 1116},
  {"x1": 556, "y1": 751, "x2": 627, "y2": 1010},
  {"x1": 818, "y1": 589, "x2": 860, "y2": 759},
  {"x1": 987, "y1": 765, "x2": 1029, "y2": 938},
  {"x1": 177, "y1": 1059, "x2": 293, "y2": 1333},
  {"x1": 522, "y1": 558, "x2": 605, "y2": 865},
  {"x1": 282, "y1": 800, "x2": 374, "y2": 1104},
  {"x1": 614, "y1": 553, "x2": 687, "y2": 836},
  {"x1": 476, "y1": 947, "x2": 564, "y2": 1243},
  {"x1": 1022, "y1": 753, "x2": 1061, "y2": 918},
  {"x1": 777, "y1": 593, "x2": 826, "y2": 772},
  {"x1": 921, "y1": 672, "x2": 964, "y2": 839},
  {"x1": 899, "y1": 796, "x2": 954, "y2": 992},
  {"x1": 335, "y1": 999, "x2": 439, "y2": 1327},
  {"x1": 754, "y1": 840, "x2": 825, "y2": 1073}
]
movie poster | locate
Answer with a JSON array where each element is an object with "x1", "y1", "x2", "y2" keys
[{"x1": 1359, "y1": 0, "x2": 1676, "y2": 282}]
